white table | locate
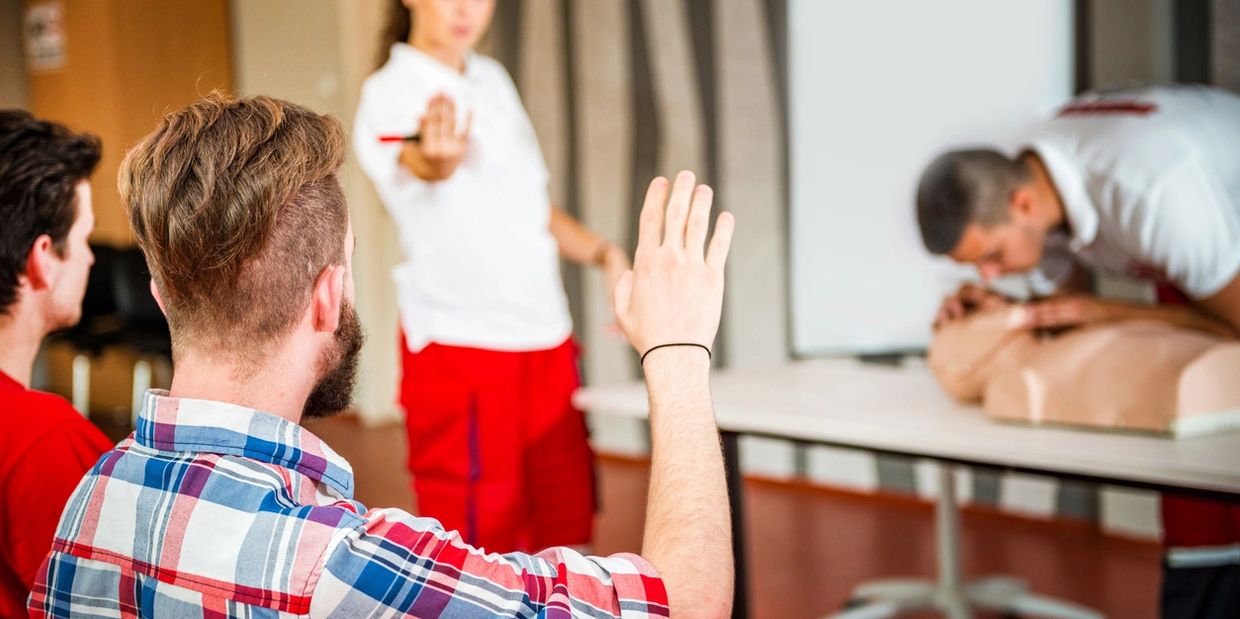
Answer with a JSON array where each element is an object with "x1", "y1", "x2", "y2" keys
[{"x1": 574, "y1": 358, "x2": 1240, "y2": 619}]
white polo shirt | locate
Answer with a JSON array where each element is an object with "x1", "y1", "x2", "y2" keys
[
  {"x1": 353, "y1": 44, "x2": 571, "y2": 352},
  {"x1": 1025, "y1": 85, "x2": 1240, "y2": 299}
]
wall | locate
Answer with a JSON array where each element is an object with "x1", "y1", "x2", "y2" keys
[
  {"x1": 0, "y1": 0, "x2": 28, "y2": 109},
  {"x1": 230, "y1": 1, "x2": 342, "y2": 114},
  {"x1": 25, "y1": 0, "x2": 234, "y2": 247},
  {"x1": 1090, "y1": 0, "x2": 1174, "y2": 87},
  {"x1": 1215, "y1": 0, "x2": 1240, "y2": 90}
]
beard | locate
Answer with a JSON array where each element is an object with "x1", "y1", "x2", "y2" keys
[{"x1": 302, "y1": 300, "x2": 365, "y2": 419}]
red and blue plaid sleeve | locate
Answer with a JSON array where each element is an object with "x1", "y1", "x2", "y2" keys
[{"x1": 310, "y1": 507, "x2": 670, "y2": 618}]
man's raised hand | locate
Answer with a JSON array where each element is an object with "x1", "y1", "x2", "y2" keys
[{"x1": 612, "y1": 171, "x2": 735, "y2": 360}]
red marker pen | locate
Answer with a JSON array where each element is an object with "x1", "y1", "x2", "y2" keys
[{"x1": 378, "y1": 133, "x2": 421, "y2": 143}]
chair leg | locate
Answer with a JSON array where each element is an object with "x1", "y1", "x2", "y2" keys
[{"x1": 72, "y1": 354, "x2": 91, "y2": 418}]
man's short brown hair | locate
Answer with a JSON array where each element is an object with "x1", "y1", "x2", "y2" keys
[{"x1": 120, "y1": 92, "x2": 348, "y2": 361}]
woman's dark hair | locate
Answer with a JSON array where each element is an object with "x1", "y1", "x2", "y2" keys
[
  {"x1": 0, "y1": 110, "x2": 101, "y2": 314},
  {"x1": 377, "y1": 0, "x2": 412, "y2": 68}
]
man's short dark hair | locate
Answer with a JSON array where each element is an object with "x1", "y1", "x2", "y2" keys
[
  {"x1": 916, "y1": 149, "x2": 1029, "y2": 255},
  {"x1": 0, "y1": 110, "x2": 102, "y2": 314}
]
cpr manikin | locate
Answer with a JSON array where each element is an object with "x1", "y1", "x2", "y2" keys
[{"x1": 929, "y1": 304, "x2": 1240, "y2": 437}]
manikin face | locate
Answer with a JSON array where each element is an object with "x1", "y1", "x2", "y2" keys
[
  {"x1": 47, "y1": 181, "x2": 96, "y2": 329},
  {"x1": 406, "y1": 0, "x2": 495, "y2": 55}
]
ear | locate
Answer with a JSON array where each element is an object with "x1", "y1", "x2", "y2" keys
[
  {"x1": 149, "y1": 279, "x2": 168, "y2": 317},
  {"x1": 310, "y1": 264, "x2": 346, "y2": 334},
  {"x1": 1008, "y1": 186, "x2": 1036, "y2": 220},
  {"x1": 23, "y1": 234, "x2": 58, "y2": 291}
]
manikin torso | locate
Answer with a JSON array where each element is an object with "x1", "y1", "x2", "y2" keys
[{"x1": 929, "y1": 306, "x2": 1240, "y2": 436}]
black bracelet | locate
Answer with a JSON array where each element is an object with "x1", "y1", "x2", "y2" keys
[{"x1": 640, "y1": 343, "x2": 712, "y2": 366}]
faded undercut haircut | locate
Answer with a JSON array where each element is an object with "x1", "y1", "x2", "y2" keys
[
  {"x1": 120, "y1": 92, "x2": 347, "y2": 362},
  {"x1": 916, "y1": 149, "x2": 1030, "y2": 255}
]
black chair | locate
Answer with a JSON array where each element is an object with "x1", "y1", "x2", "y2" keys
[
  {"x1": 48, "y1": 243, "x2": 120, "y2": 414},
  {"x1": 108, "y1": 247, "x2": 171, "y2": 422},
  {"x1": 110, "y1": 247, "x2": 171, "y2": 357},
  {"x1": 50, "y1": 243, "x2": 118, "y2": 347}
]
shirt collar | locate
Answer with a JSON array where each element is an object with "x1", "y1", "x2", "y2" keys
[
  {"x1": 134, "y1": 390, "x2": 355, "y2": 499},
  {"x1": 1024, "y1": 136, "x2": 1099, "y2": 251},
  {"x1": 388, "y1": 42, "x2": 479, "y2": 81}
]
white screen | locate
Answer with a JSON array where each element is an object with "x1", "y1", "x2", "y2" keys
[{"x1": 789, "y1": 0, "x2": 1075, "y2": 355}]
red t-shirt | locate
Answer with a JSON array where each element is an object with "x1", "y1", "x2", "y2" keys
[{"x1": 0, "y1": 369, "x2": 113, "y2": 616}]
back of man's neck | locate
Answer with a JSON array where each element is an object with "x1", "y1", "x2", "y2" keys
[{"x1": 167, "y1": 354, "x2": 309, "y2": 425}]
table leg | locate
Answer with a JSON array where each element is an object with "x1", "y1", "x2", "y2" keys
[
  {"x1": 832, "y1": 463, "x2": 1103, "y2": 619},
  {"x1": 935, "y1": 464, "x2": 969, "y2": 619},
  {"x1": 722, "y1": 431, "x2": 749, "y2": 619}
]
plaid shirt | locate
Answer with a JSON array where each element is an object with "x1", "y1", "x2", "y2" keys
[{"x1": 28, "y1": 391, "x2": 668, "y2": 618}]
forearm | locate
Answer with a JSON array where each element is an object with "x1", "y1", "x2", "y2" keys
[
  {"x1": 641, "y1": 348, "x2": 733, "y2": 618},
  {"x1": 549, "y1": 206, "x2": 611, "y2": 265},
  {"x1": 1198, "y1": 273, "x2": 1240, "y2": 338},
  {"x1": 1107, "y1": 300, "x2": 1237, "y2": 337}
]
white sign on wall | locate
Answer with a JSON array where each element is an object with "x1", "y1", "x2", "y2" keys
[
  {"x1": 24, "y1": 2, "x2": 67, "y2": 72},
  {"x1": 789, "y1": 0, "x2": 1075, "y2": 355}
]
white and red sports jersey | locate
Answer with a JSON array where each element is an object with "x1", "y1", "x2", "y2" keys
[{"x1": 1024, "y1": 85, "x2": 1240, "y2": 299}]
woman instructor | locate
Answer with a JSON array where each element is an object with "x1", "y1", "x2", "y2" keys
[{"x1": 353, "y1": 0, "x2": 627, "y2": 553}]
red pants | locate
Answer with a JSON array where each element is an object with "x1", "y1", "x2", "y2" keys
[{"x1": 399, "y1": 336, "x2": 595, "y2": 553}]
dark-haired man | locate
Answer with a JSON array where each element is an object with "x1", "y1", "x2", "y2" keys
[
  {"x1": 918, "y1": 85, "x2": 1240, "y2": 337},
  {"x1": 916, "y1": 84, "x2": 1240, "y2": 618},
  {"x1": 0, "y1": 110, "x2": 113, "y2": 615}
]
